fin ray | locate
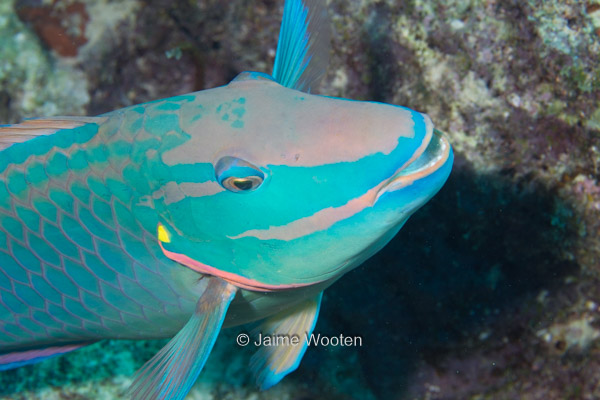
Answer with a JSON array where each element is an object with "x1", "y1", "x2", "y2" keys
[
  {"x1": 250, "y1": 292, "x2": 323, "y2": 389},
  {"x1": 272, "y1": 0, "x2": 331, "y2": 92},
  {"x1": 127, "y1": 277, "x2": 237, "y2": 400},
  {"x1": 0, "y1": 342, "x2": 93, "y2": 371}
]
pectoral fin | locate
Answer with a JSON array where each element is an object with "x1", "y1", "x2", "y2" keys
[
  {"x1": 250, "y1": 292, "x2": 323, "y2": 389},
  {"x1": 0, "y1": 342, "x2": 94, "y2": 371},
  {"x1": 127, "y1": 277, "x2": 237, "y2": 400}
]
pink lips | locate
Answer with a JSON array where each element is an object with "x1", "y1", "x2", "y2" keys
[{"x1": 376, "y1": 129, "x2": 451, "y2": 201}]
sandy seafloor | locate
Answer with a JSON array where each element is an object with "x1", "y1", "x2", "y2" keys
[{"x1": 1, "y1": 0, "x2": 600, "y2": 399}]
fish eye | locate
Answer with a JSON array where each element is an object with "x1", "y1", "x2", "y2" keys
[
  {"x1": 215, "y1": 156, "x2": 265, "y2": 193},
  {"x1": 222, "y1": 176, "x2": 263, "y2": 192}
]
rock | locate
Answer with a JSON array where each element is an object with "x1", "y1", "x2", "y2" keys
[{"x1": 15, "y1": 0, "x2": 89, "y2": 57}]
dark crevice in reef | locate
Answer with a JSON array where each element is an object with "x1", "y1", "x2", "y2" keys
[
  {"x1": 0, "y1": 92, "x2": 12, "y2": 124},
  {"x1": 310, "y1": 155, "x2": 580, "y2": 399},
  {"x1": 363, "y1": 3, "x2": 406, "y2": 104}
]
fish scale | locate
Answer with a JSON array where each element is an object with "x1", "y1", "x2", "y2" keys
[{"x1": 0, "y1": 108, "x2": 202, "y2": 349}]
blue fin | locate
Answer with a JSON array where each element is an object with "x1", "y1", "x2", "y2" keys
[
  {"x1": 250, "y1": 292, "x2": 322, "y2": 389},
  {"x1": 272, "y1": 0, "x2": 330, "y2": 92},
  {"x1": 0, "y1": 342, "x2": 93, "y2": 371},
  {"x1": 127, "y1": 277, "x2": 237, "y2": 400}
]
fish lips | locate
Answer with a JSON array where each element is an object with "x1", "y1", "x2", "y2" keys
[{"x1": 375, "y1": 128, "x2": 453, "y2": 204}]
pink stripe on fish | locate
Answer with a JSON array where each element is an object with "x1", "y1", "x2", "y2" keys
[
  {"x1": 164, "y1": 82, "x2": 418, "y2": 168},
  {"x1": 228, "y1": 122, "x2": 444, "y2": 242},
  {"x1": 228, "y1": 184, "x2": 383, "y2": 241},
  {"x1": 377, "y1": 130, "x2": 451, "y2": 198},
  {"x1": 149, "y1": 181, "x2": 225, "y2": 205},
  {"x1": 395, "y1": 115, "x2": 433, "y2": 171},
  {"x1": 159, "y1": 242, "x2": 322, "y2": 291}
]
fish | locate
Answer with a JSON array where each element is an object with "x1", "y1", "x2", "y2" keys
[{"x1": 0, "y1": 0, "x2": 453, "y2": 399}]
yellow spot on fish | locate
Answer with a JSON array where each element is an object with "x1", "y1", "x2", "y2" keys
[{"x1": 157, "y1": 224, "x2": 171, "y2": 243}]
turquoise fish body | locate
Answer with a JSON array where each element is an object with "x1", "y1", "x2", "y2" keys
[
  {"x1": 0, "y1": 1, "x2": 453, "y2": 398},
  {"x1": 0, "y1": 76, "x2": 342, "y2": 343}
]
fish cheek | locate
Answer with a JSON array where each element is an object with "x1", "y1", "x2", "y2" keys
[{"x1": 157, "y1": 197, "x2": 201, "y2": 241}]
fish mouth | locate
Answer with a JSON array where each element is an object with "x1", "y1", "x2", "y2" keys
[{"x1": 375, "y1": 129, "x2": 451, "y2": 201}]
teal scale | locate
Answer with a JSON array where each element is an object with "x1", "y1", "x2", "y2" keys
[{"x1": 0, "y1": 111, "x2": 201, "y2": 345}]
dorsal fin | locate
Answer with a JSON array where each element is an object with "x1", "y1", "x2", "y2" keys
[
  {"x1": 272, "y1": 0, "x2": 331, "y2": 92},
  {"x1": 0, "y1": 116, "x2": 107, "y2": 151}
]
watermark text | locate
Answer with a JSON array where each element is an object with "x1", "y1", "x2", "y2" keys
[{"x1": 236, "y1": 332, "x2": 362, "y2": 347}]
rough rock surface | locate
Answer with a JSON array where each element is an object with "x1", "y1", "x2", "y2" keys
[{"x1": 0, "y1": 0, "x2": 599, "y2": 399}]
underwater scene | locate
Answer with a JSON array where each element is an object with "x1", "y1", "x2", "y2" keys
[{"x1": 0, "y1": 0, "x2": 599, "y2": 399}]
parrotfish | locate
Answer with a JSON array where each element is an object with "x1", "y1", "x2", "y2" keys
[{"x1": 0, "y1": 0, "x2": 452, "y2": 399}]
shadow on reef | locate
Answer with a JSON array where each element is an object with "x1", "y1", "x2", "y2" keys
[{"x1": 306, "y1": 156, "x2": 579, "y2": 399}]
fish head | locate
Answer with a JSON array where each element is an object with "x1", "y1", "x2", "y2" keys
[{"x1": 149, "y1": 72, "x2": 453, "y2": 290}]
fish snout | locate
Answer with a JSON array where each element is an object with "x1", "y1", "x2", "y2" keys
[{"x1": 375, "y1": 129, "x2": 452, "y2": 203}]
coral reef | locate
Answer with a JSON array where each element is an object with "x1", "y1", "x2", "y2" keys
[
  {"x1": 0, "y1": 0, "x2": 89, "y2": 122},
  {"x1": 0, "y1": 0, "x2": 599, "y2": 399}
]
